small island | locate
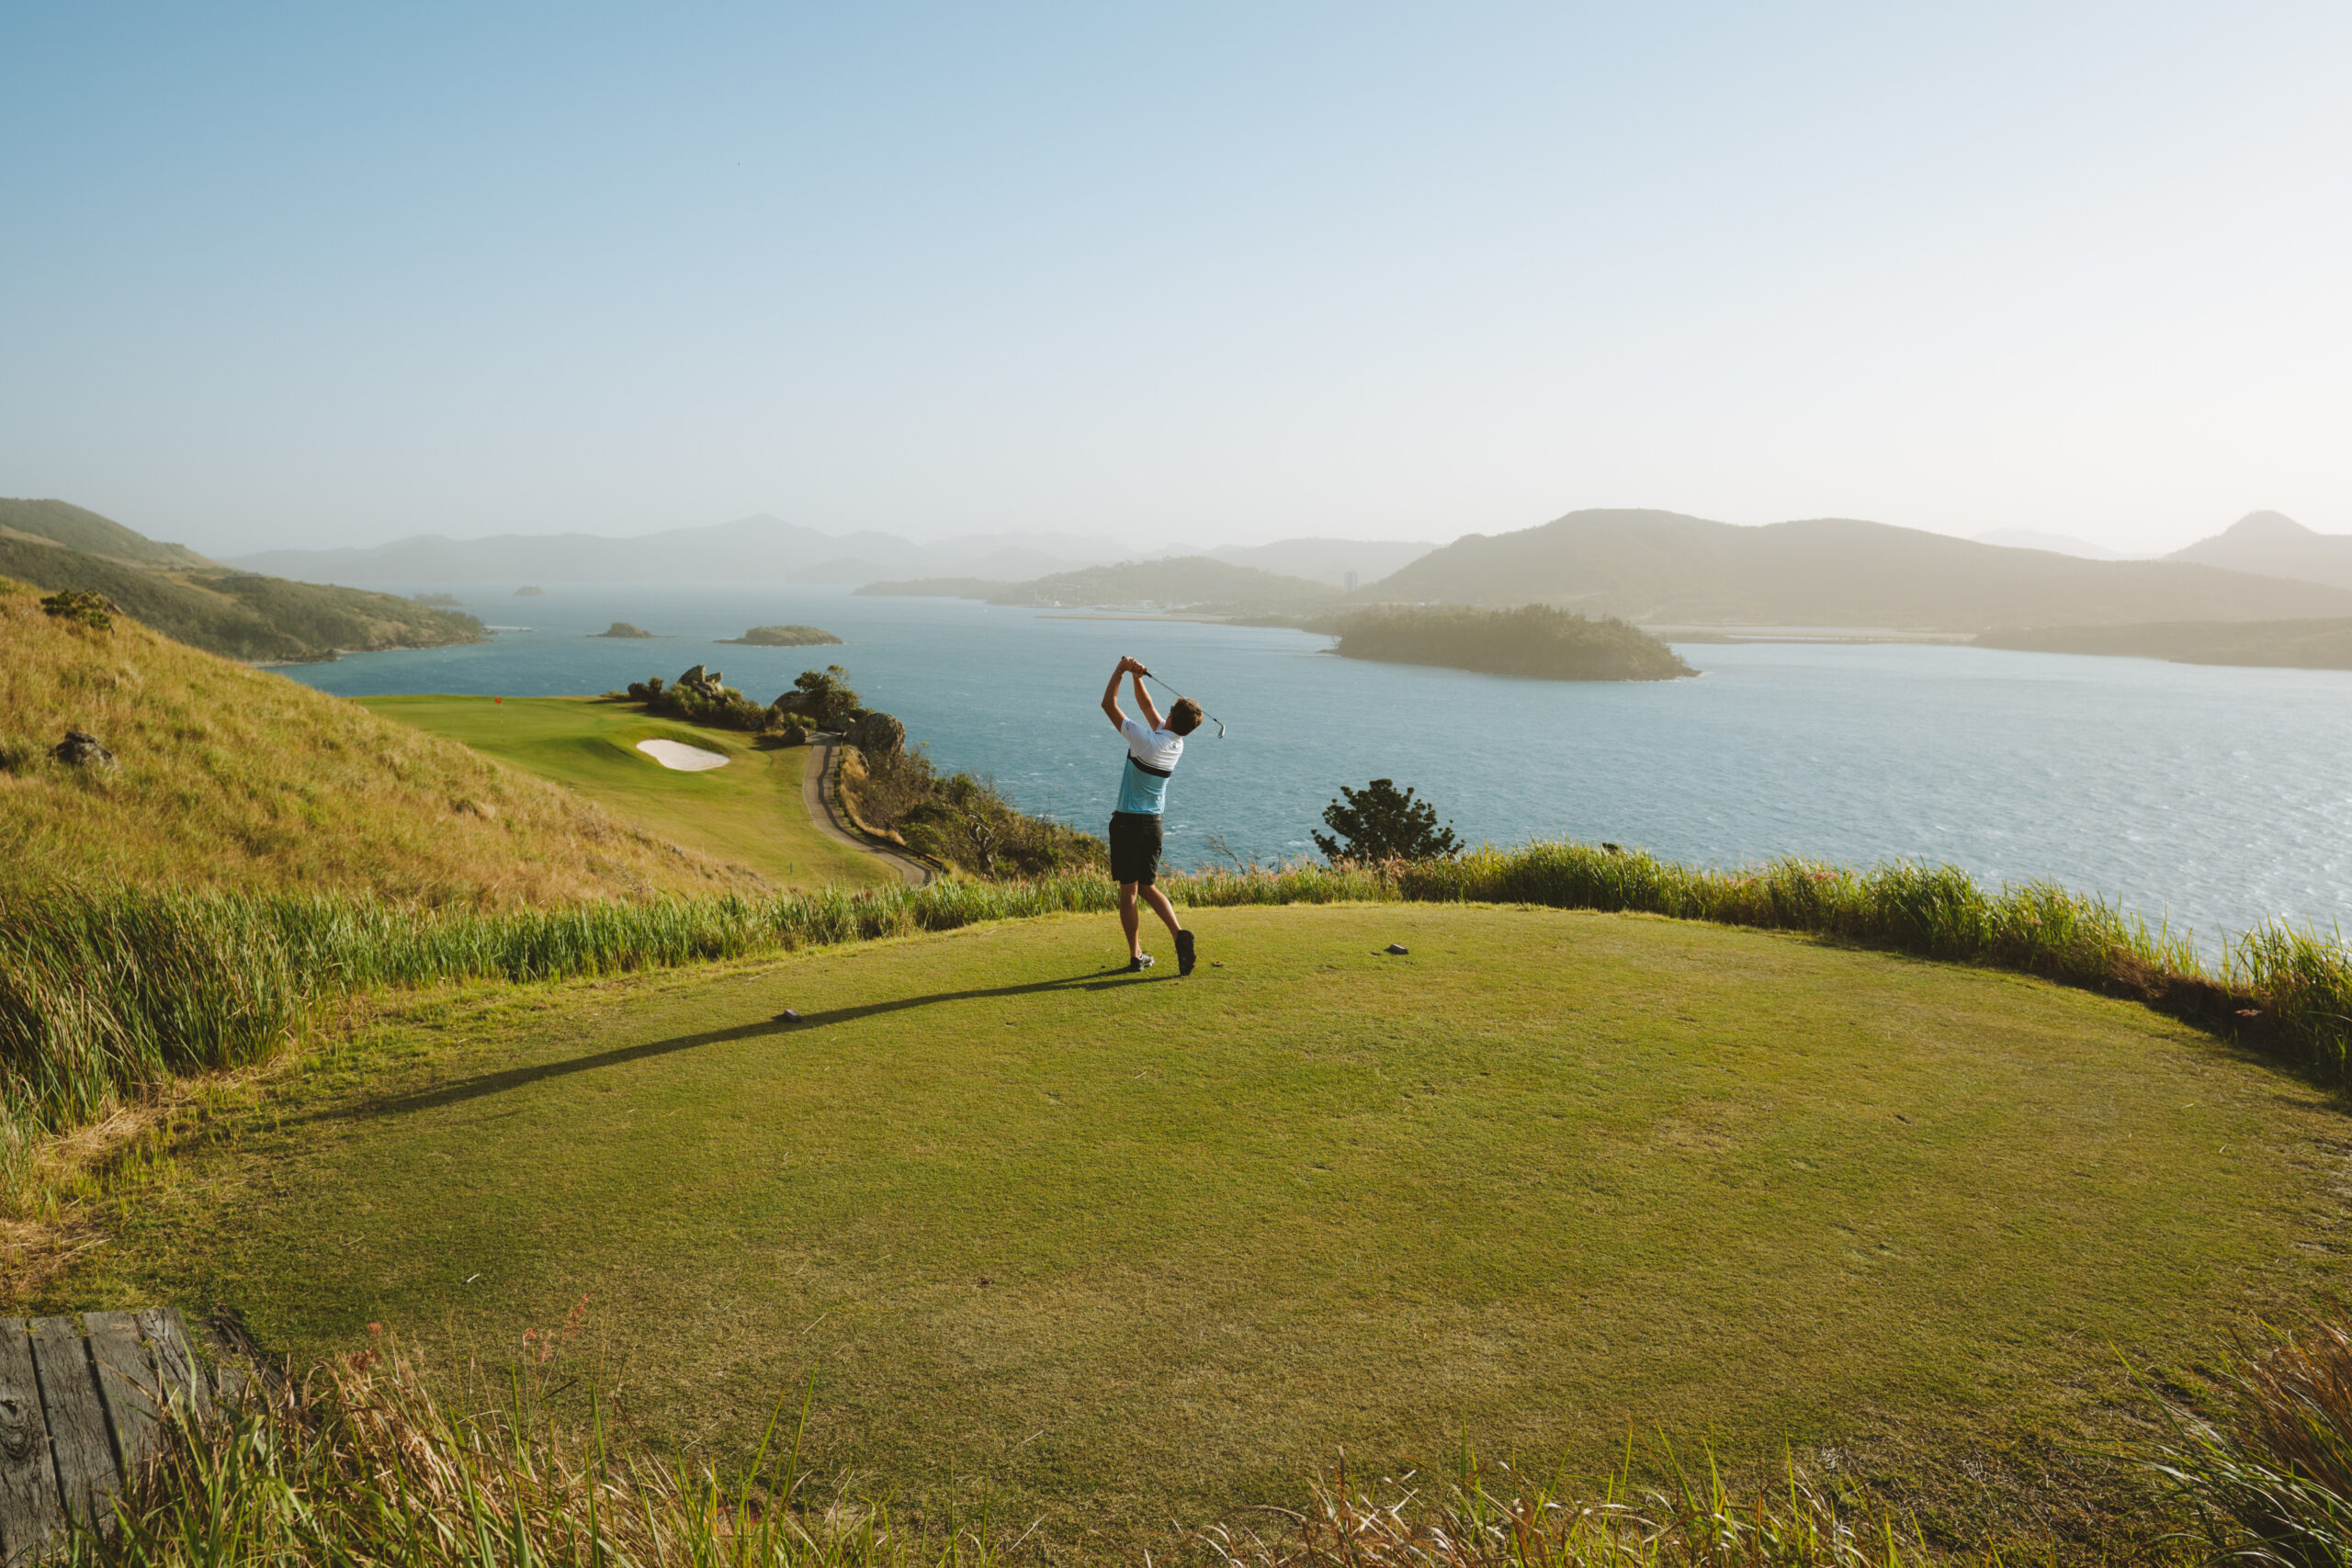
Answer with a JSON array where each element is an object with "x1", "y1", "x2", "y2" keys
[
  {"x1": 718, "y1": 624, "x2": 844, "y2": 646},
  {"x1": 1329, "y1": 604, "x2": 1694, "y2": 682},
  {"x1": 514, "y1": 585, "x2": 548, "y2": 597},
  {"x1": 594, "y1": 621, "x2": 655, "y2": 638}
]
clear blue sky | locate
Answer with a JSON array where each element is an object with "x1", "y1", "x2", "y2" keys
[{"x1": 4, "y1": 2, "x2": 2346, "y2": 555}]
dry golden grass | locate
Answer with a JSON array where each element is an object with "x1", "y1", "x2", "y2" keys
[{"x1": 0, "y1": 579, "x2": 756, "y2": 905}]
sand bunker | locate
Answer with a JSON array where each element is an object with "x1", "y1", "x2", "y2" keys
[{"x1": 635, "y1": 739, "x2": 731, "y2": 772}]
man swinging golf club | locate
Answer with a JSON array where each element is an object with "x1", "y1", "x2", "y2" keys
[{"x1": 1101, "y1": 655, "x2": 1201, "y2": 975}]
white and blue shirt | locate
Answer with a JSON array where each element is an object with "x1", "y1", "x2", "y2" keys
[{"x1": 1114, "y1": 718, "x2": 1183, "y2": 815}]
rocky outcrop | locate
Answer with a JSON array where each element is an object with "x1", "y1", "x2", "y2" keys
[
  {"x1": 848, "y1": 711, "x2": 905, "y2": 758},
  {"x1": 51, "y1": 730, "x2": 118, "y2": 770}
]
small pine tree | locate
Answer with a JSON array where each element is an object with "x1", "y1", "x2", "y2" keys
[{"x1": 1312, "y1": 778, "x2": 1463, "y2": 863}]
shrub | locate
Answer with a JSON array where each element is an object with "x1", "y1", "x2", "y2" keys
[
  {"x1": 624, "y1": 670, "x2": 775, "y2": 731},
  {"x1": 773, "y1": 665, "x2": 861, "y2": 731},
  {"x1": 1314, "y1": 779, "x2": 1463, "y2": 863},
  {"x1": 847, "y1": 745, "x2": 1105, "y2": 878},
  {"x1": 40, "y1": 589, "x2": 116, "y2": 630}
]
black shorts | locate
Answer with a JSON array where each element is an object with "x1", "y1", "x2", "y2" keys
[{"x1": 1108, "y1": 811, "x2": 1163, "y2": 886}]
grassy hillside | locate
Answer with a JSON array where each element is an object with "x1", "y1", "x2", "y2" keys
[
  {"x1": 1329, "y1": 603, "x2": 1694, "y2": 680},
  {"x1": 1363, "y1": 508, "x2": 2352, "y2": 629},
  {"x1": 0, "y1": 497, "x2": 220, "y2": 570},
  {"x1": 359, "y1": 695, "x2": 896, "y2": 889},
  {"x1": 0, "y1": 579, "x2": 751, "y2": 904},
  {"x1": 2167, "y1": 509, "x2": 2352, "y2": 592},
  {"x1": 0, "y1": 540, "x2": 489, "y2": 662},
  {"x1": 0, "y1": 501, "x2": 487, "y2": 662},
  {"x1": 51, "y1": 904, "x2": 2338, "y2": 1553},
  {"x1": 1978, "y1": 615, "x2": 2352, "y2": 669},
  {"x1": 989, "y1": 555, "x2": 1338, "y2": 610}
]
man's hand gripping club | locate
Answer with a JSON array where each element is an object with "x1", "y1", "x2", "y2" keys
[{"x1": 1101, "y1": 655, "x2": 1165, "y2": 733}]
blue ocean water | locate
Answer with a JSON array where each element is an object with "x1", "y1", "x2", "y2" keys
[{"x1": 284, "y1": 585, "x2": 2352, "y2": 948}]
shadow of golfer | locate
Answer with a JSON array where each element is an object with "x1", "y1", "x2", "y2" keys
[{"x1": 333, "y1": 966, "x2": 1162, "y2": 1122}]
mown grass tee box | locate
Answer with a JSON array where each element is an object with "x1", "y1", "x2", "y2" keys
[{"x1": 60, "y1": 904, "x2": 2344, "y2": 1555}]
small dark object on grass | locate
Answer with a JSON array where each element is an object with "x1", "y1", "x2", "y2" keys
[
  {"x1": 775, "y1": 1008, "x2": 800, "y2": 1022},
  {"x1": 1385, "y1": 943, "x2": 1408, "y2": 955},
  {"x1": 1602, "y1": 842, "x2": 1623, "y2": 853},
  {"x1": 52, "y1": 729, "x2": 119, "y2": 770}
]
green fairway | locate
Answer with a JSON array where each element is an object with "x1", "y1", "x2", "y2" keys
[
  {"x1": 358, "y1": 694, "x2": 895, "y2": 889},
  {"x1": 69, "y1": 906, "x2": 2342, "y2": 1551}
]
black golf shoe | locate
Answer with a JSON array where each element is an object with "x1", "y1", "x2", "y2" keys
[
  {"x1": 1126, "y1": 953, "x2": 1154, "y2": 973},
  {"x1": 1175, "y1": 929, "x2": 1196, "y2": 976}
]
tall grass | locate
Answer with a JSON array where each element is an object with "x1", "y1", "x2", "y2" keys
[
  {"x1": 9, "y1": 842, "x2": 2350, "y2": 1192},
  {"x1": 1193, "y1": 1448, "x2": 1931, "y2": 1568},
  {"x1": 63, "y1": 1325, "x2": 1951, "y2": 1568},
  {"x1": 66, "y1": 1329, "x2": 1013, "y2": 1568},
  {"x1": 2138, "y1": 1305, "x2": 2352, "y2": 1568}
]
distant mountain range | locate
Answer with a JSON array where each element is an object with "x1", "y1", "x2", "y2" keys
[
  {"x1": 130, "y1": 496, "x2": 2352, "y2": 642},
  {"x1": 227, "y1": 514, "x2": 1436, "y2": 591},
  {"x1": 1352, "y1": 509, "x2": 2352, "y2": 631}
]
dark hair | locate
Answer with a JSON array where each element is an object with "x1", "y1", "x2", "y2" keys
[{"x1": 1168, "y1": 698, "x2": 1203, "y2": 736}]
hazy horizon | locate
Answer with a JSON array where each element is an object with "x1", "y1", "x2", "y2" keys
[{"x1": 6, "y1": 3, "x2": 2346, "y2": 558}]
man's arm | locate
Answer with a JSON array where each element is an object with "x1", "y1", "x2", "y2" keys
[
  {"x1": 1130, "y1": 670, "x2": 1165, "y2": 731},
  {"x1": 1102, "y1": 657, "x2": 1136, "y2": 732}
]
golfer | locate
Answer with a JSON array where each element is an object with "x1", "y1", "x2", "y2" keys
[{"x1": 1100, "y1": 655, "x2": 1202, "y2": 975}]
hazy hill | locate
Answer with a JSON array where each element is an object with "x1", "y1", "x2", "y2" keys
[
  {"x1": 1977, "y1": 616, "x2": 2352, "y2": 670},
  {"x1": 854, "y1": 577, "x2": 1007, "y2": 598},
  {"x1": 1359, "y1": 508, "x2": 2352, "y2": 630},
  {"x1": 2166, "y1": 511, "x2": 2352, "y2": 592},
  {"x1": 0, "y1": 500, "x2": 486, "y2": 662},
  {"x1": 989, "y1": 557, "x2": 1338, "y2": 610},
  {"x1": 1332, "y1": 604, "x2": 1691, "y2": 681},
  {"x1": 1191, "y1": 537, "x2": 1437, "y2": 587},
  {"x1": 1972, "y1": 529, "x2": 2137, "y2": 560},
  {"x1": 0, "y1": 577, "x2": 750, "y2": 902}
]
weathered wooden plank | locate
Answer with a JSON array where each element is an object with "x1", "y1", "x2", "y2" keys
[
  {"x1": 27, "y1": 1318, "x2": 117, "y2": 1537},
  {"x1": 0, "y1": 1319, "x2": 65, "y2": 1568},
  {"x1": 133, "y1": 1310, "x2": 211, "y2": 1423},
  {"x1": 81, "y1": 1313, "x2": 159, "y2": 1483}
]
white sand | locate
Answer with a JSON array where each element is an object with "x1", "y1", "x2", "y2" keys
[{"x1": 635, "y1": 738, "x2": 731, "y2": 772}]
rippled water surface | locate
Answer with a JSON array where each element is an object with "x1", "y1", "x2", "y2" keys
[{"x1": 283, "y1": 585, "x2": 2352, "y2": 946}]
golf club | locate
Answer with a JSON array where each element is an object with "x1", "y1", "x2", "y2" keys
[{"x1": 1137, "y1": 668, "x2": 1226, "y2": 738}]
